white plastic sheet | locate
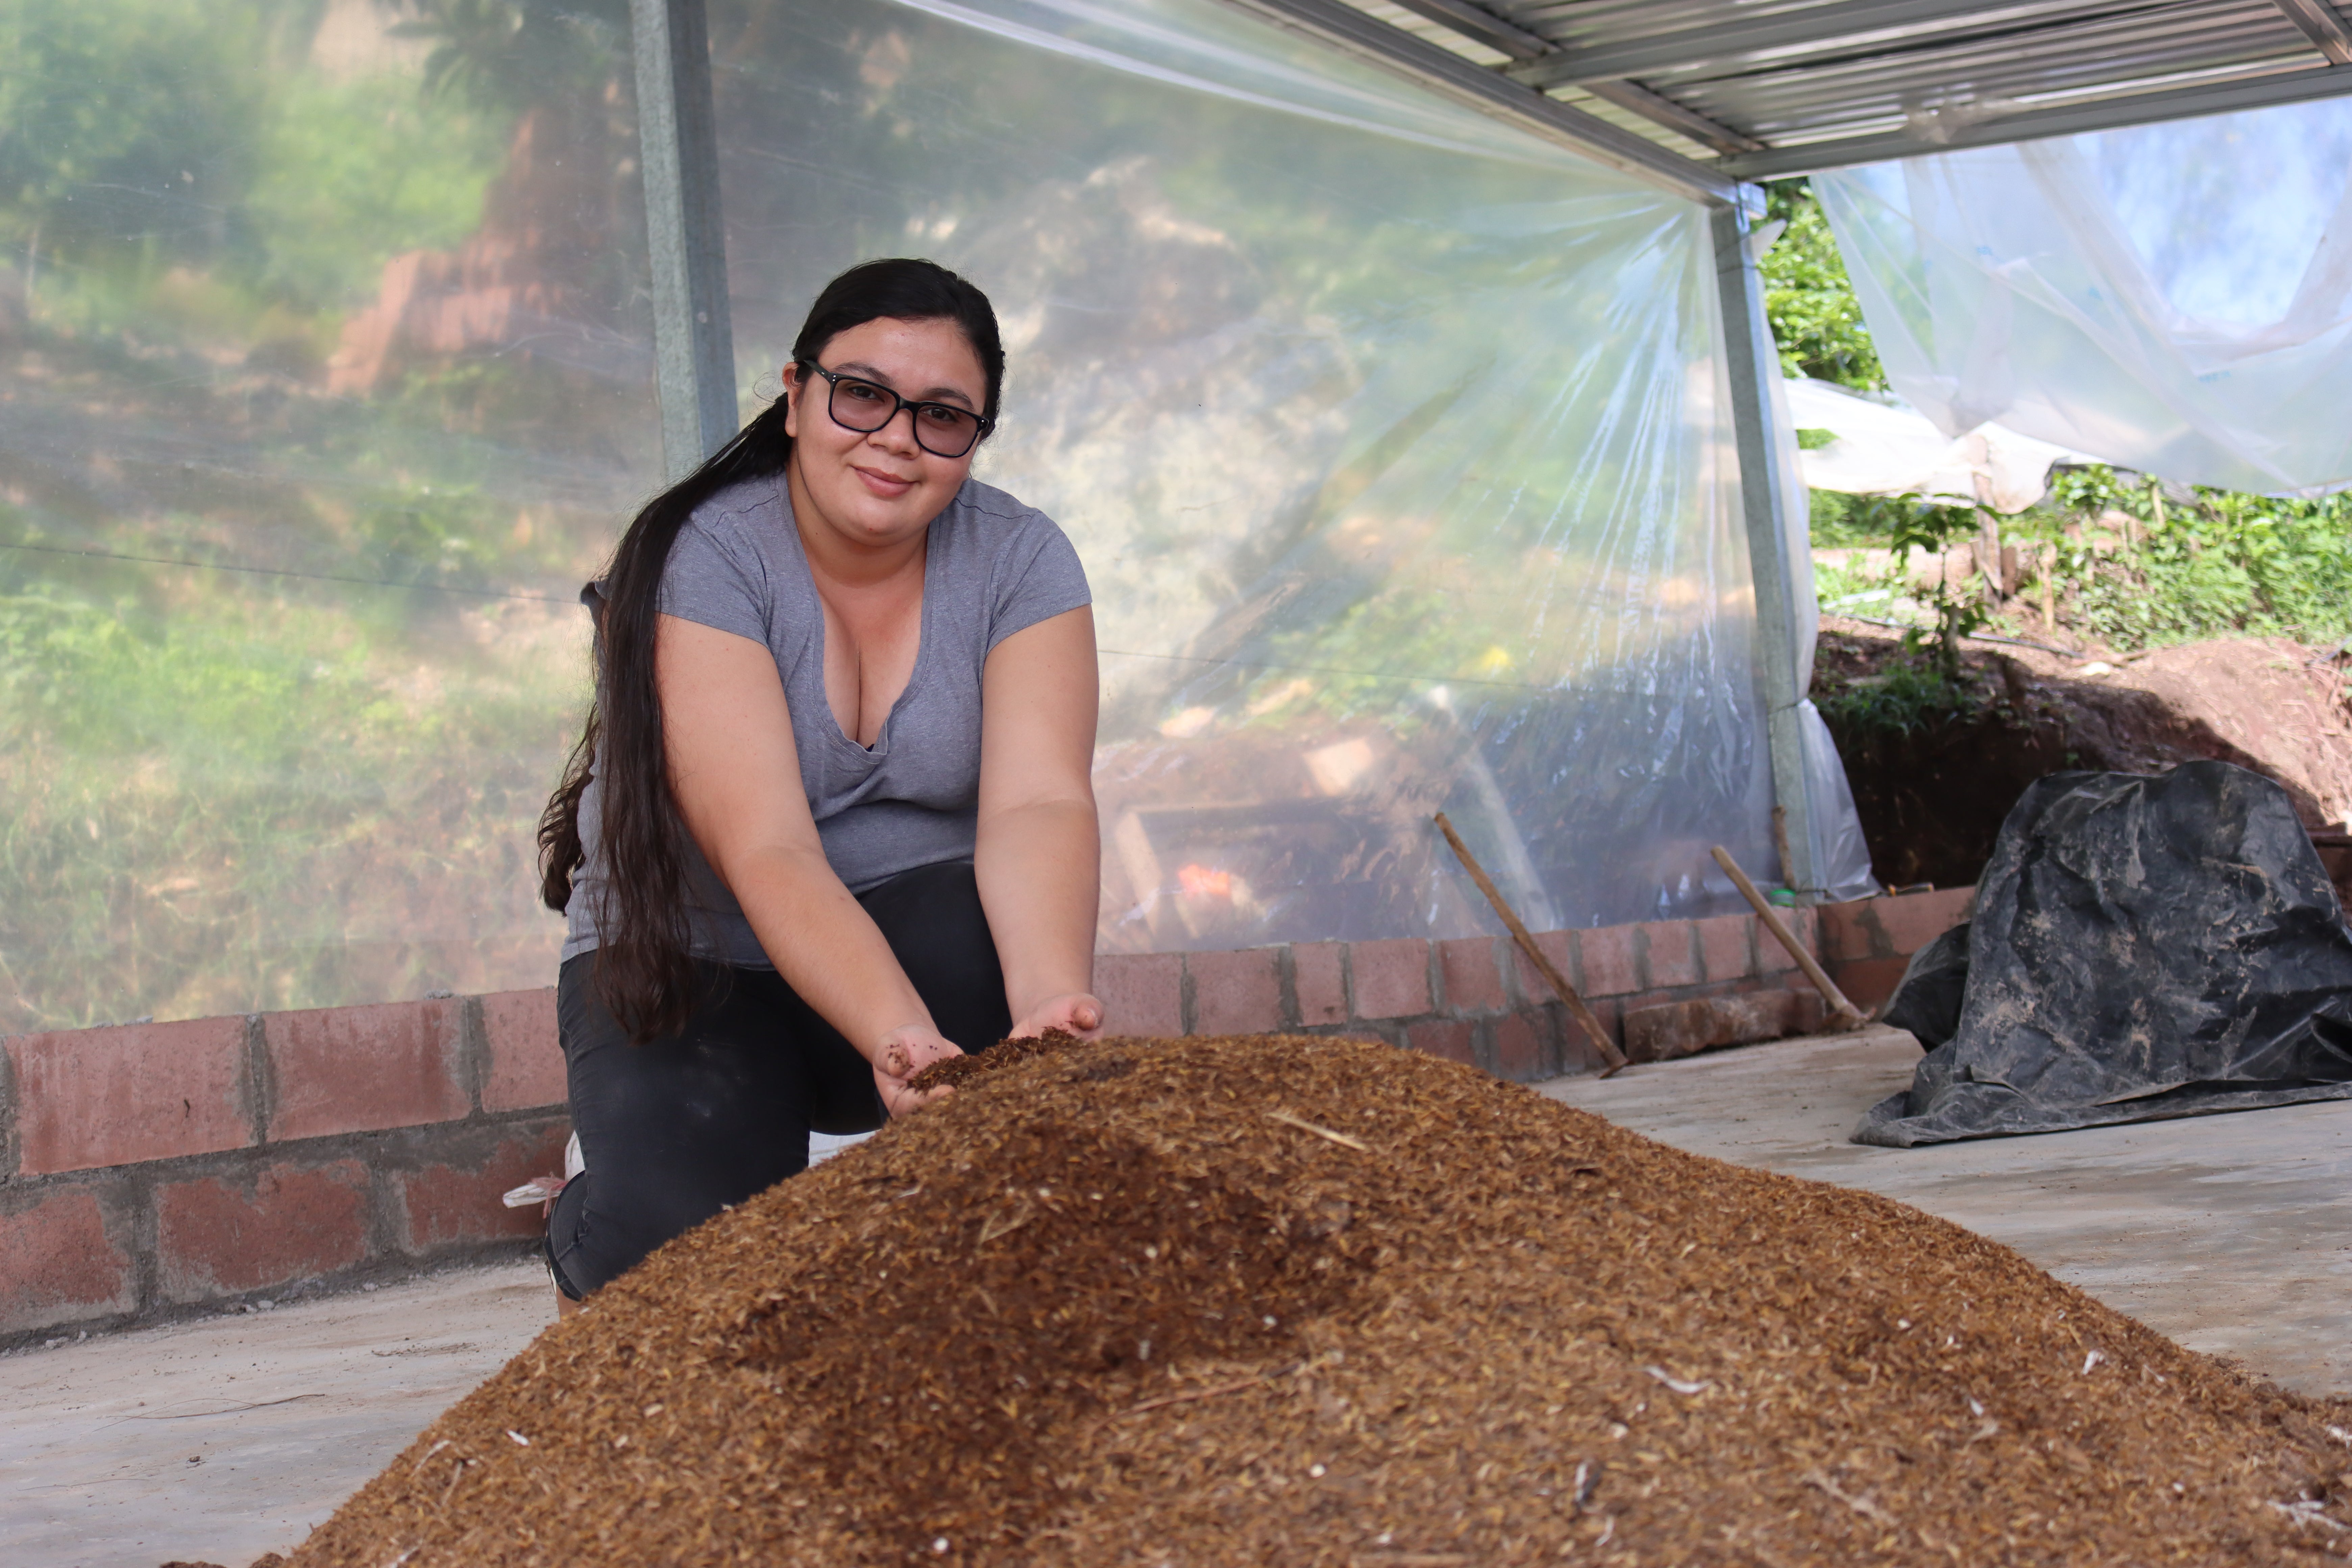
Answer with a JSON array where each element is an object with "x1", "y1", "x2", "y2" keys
[
  {"x1": 712, "y1": 0, "x2": 1873, "y2": 948},
  {"x1": 1814, "y1": 100, "x2": 2352, "y2": 494},
  {"x1": 1785, "y1": 378, "x2": 2099, "y2": 513},
  {"x1": 1798, "y1": 702, "x2": 1876, "y2": 901}
]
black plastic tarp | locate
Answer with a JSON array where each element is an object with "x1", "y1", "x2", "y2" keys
[{"x1": 1855, "y1": 760, "x2": 2352, "y2": 1147}]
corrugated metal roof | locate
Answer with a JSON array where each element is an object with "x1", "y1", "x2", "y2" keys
[{"x1": 1239, "y1": 0, "x2": 2352, "y2": 190}]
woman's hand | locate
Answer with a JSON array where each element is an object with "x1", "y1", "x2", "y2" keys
[
  {"x1": 873, "y1": 1025, "x2": 963, "y2": 1119},
  {"x1": 1010, "y1": 993, "x2": 1105, "y2": 1041}
]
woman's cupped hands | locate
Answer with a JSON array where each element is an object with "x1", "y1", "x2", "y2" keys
[{"x1": 872, "y1": 994, "x2": 1106, "y2": 1117}]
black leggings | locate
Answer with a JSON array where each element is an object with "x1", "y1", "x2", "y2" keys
[{"x1": 547, "y1": 859, "x2": 1009, "y2": 1298}]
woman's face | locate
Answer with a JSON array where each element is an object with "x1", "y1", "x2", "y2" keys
[{"x1": 782, "y1": 315, "x2": 988, "y2": 555}]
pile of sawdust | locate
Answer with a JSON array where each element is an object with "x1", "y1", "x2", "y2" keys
[{"x1": 274, "y1": 1034, "x2": 2352, "y2": 1566}]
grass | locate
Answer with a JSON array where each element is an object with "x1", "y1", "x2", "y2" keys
[
  {"x1": 0, "y1": 554, "x2": 591, "y2": 1030},
  {"x1": 1810, "y1": 466, "x2": 2352, "y2": 657},
  {"x1": 1811, "y1": 652, "x2": 1983, "y2": 740}
]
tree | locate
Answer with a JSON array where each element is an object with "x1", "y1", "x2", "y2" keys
[
  {"x1": 1760, "y1": 178, "x2": 1884, "y2": 392},
  {"x1": 0, "y1": 0, "x2": 264, "y2": 268}
]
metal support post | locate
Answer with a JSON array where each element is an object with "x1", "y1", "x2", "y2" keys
[
  {"x1": 1710, "y1": 196, "x2": 1819, "y2": 899},
  {"x1": 631, "y1": 0, "x2": 738, "y2": 481}
]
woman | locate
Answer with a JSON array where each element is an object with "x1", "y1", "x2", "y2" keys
[{"x1": 536, "y1": 258, "x2": 1103, "y2": 1303}]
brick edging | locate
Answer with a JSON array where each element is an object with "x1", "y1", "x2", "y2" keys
[
  {"x1": 0, "y1": 1113, "x2": 566, "y2": 1351},
  {"x1": 0, "y1": 889, "x2": 1977, "y2": 1343},
  {"x1": 2, "y1": 988, "x2": 568, "y2": 1346},
  {"x1": 1091, "y1": 907, "x2": 1835, "y2": 1083}
]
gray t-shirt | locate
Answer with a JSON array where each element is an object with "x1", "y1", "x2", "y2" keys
[{"x1": 562, "y1": 474, "x2": 1091, "y2": 968}]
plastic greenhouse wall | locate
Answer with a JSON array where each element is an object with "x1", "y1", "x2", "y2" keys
[
  {"x1": 0, "y1": 0, "x2": 662, "y2": 1032},
  {"x1": 710, "y1": 0, "x2": 1828, "y2": 954},
  {"x1": 0, "y1": 0, "x2": 1866, "y2": 1027},
  {"x1": 1813, "y1": 98, "x2": 2352, "y2": 496}
]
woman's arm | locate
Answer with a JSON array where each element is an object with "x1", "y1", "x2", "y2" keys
[
  {"x1": 656, "y1": 613, "x2": 957, "y2": 1113},
  {"x1": 975, "y1": 605, "x2": 1103, "y2": 1038}
]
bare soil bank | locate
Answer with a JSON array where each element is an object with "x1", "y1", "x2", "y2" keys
[{"x1": 1816, "y1": 627, "x2": 2352, "y2": 890}]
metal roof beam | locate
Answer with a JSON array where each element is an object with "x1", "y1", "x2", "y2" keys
[
  {"x1": 1579, "y1": 77, "x2": 1769, "y2": 153},
  {"x1": 1382, "y1": 0, "x2": 1552, "y2": 59},
  {"x1": 1371, "y1": 0, "x2": 1769, "y2": 152},
  {"x1": 2270, "y1": 0, "x2": 2352, "y2": 66},
  {"x1": 1217, "y1": 0, "x2": 1744, "y2": 203},
  {"x1": 1507, "y1": 0, "x2": 2105, "y2": 88},
  {"x1": 1718, "y1": 59, "x2": 2352, "y2": 176}
]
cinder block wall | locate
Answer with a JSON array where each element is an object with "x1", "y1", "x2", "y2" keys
[{"x1": 0, "y1": 890, "x2": 1970, "y2": 1345}]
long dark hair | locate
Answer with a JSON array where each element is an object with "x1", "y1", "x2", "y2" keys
[{"x1": 538, "y1": 258, "x2": 1007, "y2": 1043}]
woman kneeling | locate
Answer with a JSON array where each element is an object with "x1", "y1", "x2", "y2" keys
[{"x1": 537, "y1": 258, "x2": 1102, "y2": 1302}]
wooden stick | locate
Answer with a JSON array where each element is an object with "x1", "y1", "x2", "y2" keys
[
  {"x1": 1434, "y1": 813, "x2": 1628, "y2": 1077},
  {"x1": 1111, "y1": 1352, "x2": 1334, "y2": 1421},
  {"x1": 1264, "y1": 1110, "x2": 1369, "y2": 1152},
  {"x1": 1114, "y1": 1371, "x2": 1282, "y2": 1420},
  {"x1": 1709, "y1": 844, "x2": 1865, "y2": 1028}
]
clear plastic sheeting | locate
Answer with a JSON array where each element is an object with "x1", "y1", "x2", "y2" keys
[
  {"x1": 0, "y1": 0, "x2": 659, "y2": 1030},
  {"x1": 713, "y1": 0, "x2": 1865, "y2": 950},
  {"x1": 1799, "y1": 703, "x2": 1877, "y2": 902},
  {"x1": 1814, "y1": 100, "x2": 2352, "y2": 495},
  {"x1": 1, "y1": 0, "x2": 1881, "y2": 1027}
]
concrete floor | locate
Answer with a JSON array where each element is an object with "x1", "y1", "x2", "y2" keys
[
  {"x1": 1541, "y1": 1025, "x2": 2352, "y2": 1398},
  {"x1": 0, "y1": 1131, "x2": 873, "y2": 1568},
  {"x1": 9, "y1": 1037, "x2": 2350, "y2": 1566},
  {"x1": 0, "y1": 1260, "x2": 554, "y2": 1568}
]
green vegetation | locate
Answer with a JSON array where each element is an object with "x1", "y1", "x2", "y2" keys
[
  {"x1": 1881, "y1": 498, "x2": 1991, "y2": 680},
  {"x1": 1761, "y1": 180, "x2": 1906, "y2": 546},
  {"x1": 1810, "y1": 494, "x2": 1990, "y2": 741},
  {"x1": 0, "y1": 0, "x2": 647, "y2": 1029},
  {"x1": 0, "y1": 562, "x2": 586, "y2": 1025},
  {"x1": 1808, "y1": 490, "x2": 1931, "y2": 549},
  {"x1": 1772, "y1": 177, "x2": 2352, "y2": 662},
  {"x1": 2021, "y1": 468, "x2": 2352, "y2": 647},
  {"x1": 247, "y1": 74, "x2": 507, "y2": 309},
  {"x1": 1761, "y1": 180, "x2": 1883, "y2": 393},
  {"x1": 1811, "y1": 468, "x2": 2352, "y2": 659},
  {"x1": 0, "y1": 0, "x2": 267, "y2": 267},
  {"x1": 1810, "y1": 645, "x2": 1985, "y2": 740}
]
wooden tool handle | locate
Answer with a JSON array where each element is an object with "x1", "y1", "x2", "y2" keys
[
  {"x1": 1435, "y1": 813, "x2": 1628, "y2": 1077},
  {"x1": 1708, "y1": 845, "x2": 1865, "y2": 1028}
]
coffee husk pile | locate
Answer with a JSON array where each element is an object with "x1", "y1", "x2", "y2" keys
[{"x1": 278, "y1": 1033, "x2": 2352, "y2": 1566}]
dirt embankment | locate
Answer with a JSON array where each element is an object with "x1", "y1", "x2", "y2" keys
[{"x1": 1816, "y1": 627, "x2": 2352, "y2": 890}]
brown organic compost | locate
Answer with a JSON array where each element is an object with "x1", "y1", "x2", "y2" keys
[{"x1": 279, "y1": 1033, "x2": 2352, "y2": 1566}]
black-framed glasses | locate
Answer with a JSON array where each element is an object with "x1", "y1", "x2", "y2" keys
[{"x1": 797, "y1": 360, "x2": 992, "y2": 459}]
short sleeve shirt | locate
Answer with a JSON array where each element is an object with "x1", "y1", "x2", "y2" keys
[{"x1": 563, "y1": 474, "x2": 1091, "y2": 968}]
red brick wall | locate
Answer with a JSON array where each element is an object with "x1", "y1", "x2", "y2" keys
[
  {"x1": 1091, "y1": 906, "x2": 1840, "y2": 1080},
  {"x1": 1817, "y1": 886, "x2": 1978, "y2": 1010},
  {"x1": 0, "y1": 888, "x2": 1979, "y2": 1345},
  {"x1": 0, "y1": 993, "x2": 568, "y2": 1345}
]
